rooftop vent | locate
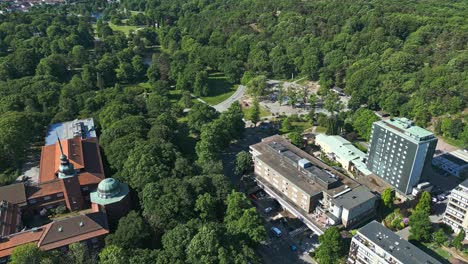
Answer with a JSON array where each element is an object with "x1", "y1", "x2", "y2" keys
[
  {"x1": 79, "y1": 221, "x2": 84, "y2": 227},
  {"x1": 58, "y1": 226, "x2": 63, "y2": 232}
]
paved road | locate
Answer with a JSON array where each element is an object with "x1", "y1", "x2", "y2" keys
[{"x1": 213, "y1": 85, "x2": 246, "y2": 112}]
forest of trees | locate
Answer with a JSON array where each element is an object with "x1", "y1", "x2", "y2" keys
[{"x1": 0, "y1": 0, "x2": 467, "y2": 262}]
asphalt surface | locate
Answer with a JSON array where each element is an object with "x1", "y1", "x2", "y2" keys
[{"x1": 213, "y1": 85, "x2": 246, "y2": 112}]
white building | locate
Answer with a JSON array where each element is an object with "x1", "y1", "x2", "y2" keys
[
  {"x1": 348, "y1": 221, "x2": 441, "y2": 264},
  {"x1": 315, "y1": 134, "x2": 372, "y2": 176},
  {"x1": 443, "y1": 179, "x2": 468, "y2": 239}
]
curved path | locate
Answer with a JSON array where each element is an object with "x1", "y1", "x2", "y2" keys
[{"x1": 213, "y1": 85, "x2": 246, "y2": 112}]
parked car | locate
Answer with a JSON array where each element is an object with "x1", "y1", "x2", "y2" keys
[
  {"x1": 437, "y1": 194, "x2": 446, "y2": 201},
  {"x1": 264, "y1": 207, "x2": 273, "y2": 213},
  {"x1": 291, "y1": 245, "x2": 298, "y2": 251},
  {"x1": 432, "y1": 197, "x2": 438, "y2": 203},
  {"x1": 271, "y1": 227, "x2": 282, "y2": 237}
]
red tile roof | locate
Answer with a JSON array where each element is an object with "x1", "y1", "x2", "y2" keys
[
  {"x1": 39, "y1": 138, "x2": 86, "y2": 183},
  {"x1": 38, "y1": 212, "x2": 108, "y2": 250},
  {"x1": 0, "y1": 227, "x2": 46, "y2": 258},
  {"x1": 26, "y1": 181, "x2": 63, "y2": 199},
  {"x1": 34, "y1": 137, "x2": 105, "y2": 197},
  {"x1": 0, "y1": 212, "x2": 109, "y2": 258}
]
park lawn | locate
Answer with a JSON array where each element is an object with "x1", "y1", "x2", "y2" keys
[
  {"x1": 201, "y1": 72, "x2": 237, "y2": 105},
  {"x1": 420, "y1": 242, "x2": 452, "y2": 263},
  {"x1": 315, "y1": 126, "x2": 327, "y2": 133},
  {"x1": 242, "y1": 106, "x2": 271, "y2": 120},
  {"x1": 280, "y1": 120, "x2": 312, "y2": 134},
  {"x1": 292, "y1": 121, "x2": 312, "y2": 132},
  {"x1": 109, "y1": 23, "x2": 140, "y2": 35}
]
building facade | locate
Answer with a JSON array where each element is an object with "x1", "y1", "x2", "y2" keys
[
  {"x1": 443, "y1": 179, "x2": 468, "y2": 239},
  {"x1": 347, "y1": 221, "x2": 441, "y2": 264},
  {"x1": 250, "y1": 135, "x2": 377, "y2": 233},
  {"x1": 367, "y1": 118, "x2": 437, "y2": 195}
]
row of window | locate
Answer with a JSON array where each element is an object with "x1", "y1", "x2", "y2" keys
[{"x1": 29, "y1": 193, "x2": 64, "y2": 204}]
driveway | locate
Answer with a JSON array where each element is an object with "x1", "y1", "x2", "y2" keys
[{"x1": 213, "y1": 85, "x2": 246, "y2": 112}]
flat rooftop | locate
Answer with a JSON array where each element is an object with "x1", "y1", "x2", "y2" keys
[
  {"x1": 375, "y1": 117, "x2": 435, "y2": 142},
  {"x1": 45, "y1": 118, "x2": 96, "y2": 146},
  {"x1": 251, "y1": 135, "x2": 359, "y2": 196},
  {"x1": 358, "y1": 221, "x2": 441, "y2": 264},
  {"x1": 332, "y1": 185, "x2": 376, "y2": 210}
]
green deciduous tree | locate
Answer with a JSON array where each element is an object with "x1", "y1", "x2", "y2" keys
[
  {"x1": 105, "y1": 211, "x2": 151, "y2": 249},
  {"x1": 381, "y1": 188, "x2": 395, "y2": 208},
  {"x1": 196, "y1": 193, "x2": 217, "y2": 221},
  {"x1": 234, "y1": 151, "x2": 252, "y2": 176},
  {"x1": 99, "y1": 245, "x2": 128, "y2": 264},
  {"x1": 289, "y1": 132, "x2": 302, "y2": 147},
  {"x1": 188, "y1": 103, "x2": 218, "y2": 134},
  {"x1": 9, "y1": 243, "x2": 44, "y2": 264},
  {"x1": 433, "y1": 228, "x2": 447, "y2": 246},
  {"x1": 249, "y1": 99, "x2": 260, "y2": 124},
  {"x1": 453, "y1": 229, "x2": 465, "y2": 250},
  {"x1": 246, "y1": 75, "x2": 267, "y2": 98},
  {"x1": 409, "y1": 210, "x2": 432, "y2": 241},
  {"x1": 352, "y1": 108, "x2": 380, "y2": 140},
  {"x1": 415, "y1": 191, "x2": 431, "y2": 215},
  {"x1": 314, "y1": 227, "x2": 346, "y2": 264}
]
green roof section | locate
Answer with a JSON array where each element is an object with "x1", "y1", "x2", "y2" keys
[
  {"x1": 316, "y1": 134, "x2": 372, "y2": 176},
  {"x1": 90, "y1": 178, "x2": 129, "y2": 205},
  {"x1": 377, "y1": 117, "x2": 434, "y2": 142}
]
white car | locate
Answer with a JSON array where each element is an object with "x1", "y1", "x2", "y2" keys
[{"x1": 264, "y1": 207, "x2": 273, "y2": 213}]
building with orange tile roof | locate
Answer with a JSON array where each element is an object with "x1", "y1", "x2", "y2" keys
[{"x1": 0, "y1": 118, "x2": 130, "y2": 263}]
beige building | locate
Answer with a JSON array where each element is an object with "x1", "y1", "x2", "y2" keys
[
  {"x1": 250, "y1": 135, "x2": 377, "y2": 233},
  {"x1": 443, "y1": 179, "x2": 468, "y2": 239}
]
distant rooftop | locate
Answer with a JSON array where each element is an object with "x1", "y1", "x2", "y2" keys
[
  {"x1": 45, "y1": 118, "x2": 96, "y2": 146},
  {"x1": 376, "y1": 117, "x2": 435, "y2": 142},
  {"x1": 358, "y1": 221, "x2": 441, "y2": 264}
]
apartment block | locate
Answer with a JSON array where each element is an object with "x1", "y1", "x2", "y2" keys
[
  {"x1": 367, "y1": 118, "x2": 437, "y2": 195},
  {"x1": 347, "y1": 221, "x2": 441, "y2": 264},
  {"x1": 443, "y1": 179, "x2": 468, "y2": 239},
  {"x1": 250, "y1": 135, "x2": 377, "y2": 233}
]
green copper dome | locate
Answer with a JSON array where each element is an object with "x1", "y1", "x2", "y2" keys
[
  {"x1": 97, "y1": 178, "x2": 121, "y2": 199},
  {"x1": 58, "y1": 154, "x2": 76, "y2": 179}
]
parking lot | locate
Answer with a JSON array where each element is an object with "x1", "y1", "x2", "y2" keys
[{"x1": 247, "y1": 182, "x2": 319, "y2": 264}]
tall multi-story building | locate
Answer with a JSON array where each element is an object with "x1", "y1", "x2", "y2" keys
[
  {"x1": 367, "y1": 118, "x2": 437, "y2": 195},
  {"x1": 347, "y1": 221, "x2": 441, "y2": 264},
  {"x1": 250, "y1": 135, "x2": 377, "y2": 234},
  {"x1": 443, "y1": 179, "x2": 468, "y2": 239}
]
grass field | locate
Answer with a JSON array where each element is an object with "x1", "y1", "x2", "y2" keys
[
  {"x1": 280, "y1": 120, "x2": 312, "y2": 134},
  {"x1": 109, "y1": 23, "x2": 141, "y2": 35},
  {"x1": 419, "y1": 242, "x2": 452, "y2": 263},
  {"x1": 242, "y1": 106, "x2": 271, "y2": 120},
  {"x1": 201, "y1": 72, "x2": 236, "y2": 105},
  {"x1": 315, "y1": 126, "x2": 327, "y2": 133}
]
